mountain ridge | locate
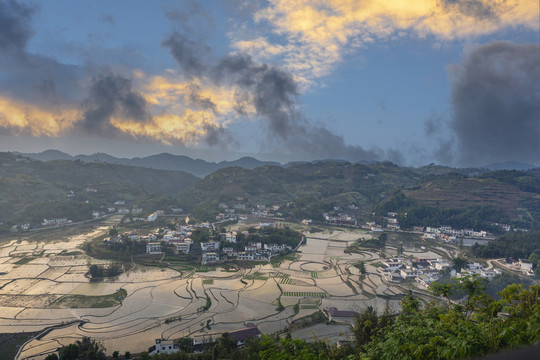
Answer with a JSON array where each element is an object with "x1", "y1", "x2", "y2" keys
[{"x1": 15, "y1": 150, "x2": 280, "y2": 177}]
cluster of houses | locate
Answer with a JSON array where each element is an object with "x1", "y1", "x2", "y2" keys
[
  {"x1": 418, "y1": 225, "x2": 491, "y2": 241},
  {"x1": 138, "y1": 223, "x2": 291, "y2": 264},
  {"x1": 10, "y1": 223, "x2": 30, "y2": 232},
  {"x1": 215, "y1": 202, "x2": 282, "y2": 221},
  {"x1": 324, "y1": 213, "x2": 358, "y2": 227},
  {"x1": 148, "y1": 323, "x2": 262, "y2": 355},
  {"x1": 200, "y1": 230, "x2": 291, "y2": 265},
  {"x1": 41, "y1": 218, "x2": 72, "y2": 226},
  {"x1": 93, "y1": 199, "x2": 168, "y2": 222},
  {"x1": 380, "y1": 257, "x2": 502, "y2": 289},
  {"x1": 144, "y1": 224, "x2": 212, "y2": 255},
  {"x1": 218, "y1": 241, "x2": 291, "y2": 264},
  {"x1": 491, "y1": 222, "x2": 529, "y2": 233}
]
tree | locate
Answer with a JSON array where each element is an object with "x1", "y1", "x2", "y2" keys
[
  {"x1": 354, "y1": 306, "x2": 380, "y2": 349},
  {"x1": 109, "y1": 227, "x2": 119, "y2": 238},
  {"x1": 379, "y1": 233, "x2": 388, "y2": 248},
  {"x1": 75, "y1": 337, "x2": 106, "y2": 360},
  {"x1": 45, "y1": 354, "x2": 59, "y2": 360},
  {"x1": 431, "y1": 282, "x2": 453, "y2": 307},
  {"x1": 124, "y1": 351, "x2": 131, "y2": 359},
  {"x1": 59, "y1": 344, "x2": 79, "y2": 360},
  {"x1": 452, "y1": 257, "x2": 468, "y2": 272},
  {"x1": 356, "y1": 261, "x2": 366, "y2": 274}
]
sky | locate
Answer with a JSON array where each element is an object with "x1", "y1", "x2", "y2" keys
[{"x1": 0, "y1": 0, "x2": 538, "y2": 167}]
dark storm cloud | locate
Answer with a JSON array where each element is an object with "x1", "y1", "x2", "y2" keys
[
  {"x1": 162, "y1": 32, "x2": 210, "y2": 77},
  {"x1": 163, "y1": 38, "x2": 381, "y2": 162},
  {"x1": 448, "y1": 41, "x2": 540, "y2": 166},
  {"x1": 0, "y1": 0, "x2": 82, "y2": 107},
  {"x1": 201, "y1": 123, "x2": 231, "y2": 147},
  {"x1": 440, "y1": 0, "x2": 498, "y2": 20},
  {"x1": 0, "y1": 0, "x2": 34, "y2": 54},
  {"x1": 80, "y1": 74, "x2": 150, "y2": 136}
]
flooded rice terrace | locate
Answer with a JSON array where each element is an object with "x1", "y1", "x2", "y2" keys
[{"x1": 0, "y1": 227, "x2": 424, "y2": 359}]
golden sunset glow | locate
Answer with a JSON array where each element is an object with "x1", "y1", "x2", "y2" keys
[
  {"x1": 0, "y1": 97, "x2": 79, "y2": 136},
  {"x1": 246, "y1": 0, "x2": 539, "y2": 86},
  {"x1": 110, "y1": 109, "x2": 222, "y2": 145}
]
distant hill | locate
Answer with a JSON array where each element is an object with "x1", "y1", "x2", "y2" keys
[
  {"x1": 0, "y1": 152, "x2": 198, "y2": 226},
  {"x1": 179, "y1": 161, "x2": 540, "y2": 229},
  {"x1": 3, "y1": 150, "x2": 540, "y2": 231},
  {"x1": 484, "y1": 161, "x2": 538, "y2": 171},
  {"x1": 17, "y1": 150, "x2": 280, "y2": 177},
  {"x1": 179, "y1": 161, "x2": 426, "y2": 220}
]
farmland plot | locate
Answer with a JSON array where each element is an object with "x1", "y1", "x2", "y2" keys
[{"x1": 3, "y1": 226, "x2": 409, "y2": 358}]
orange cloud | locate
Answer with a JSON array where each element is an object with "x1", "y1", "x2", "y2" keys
[
  {"x1": 110, "y1": 110, "x2": 221, "y2": 145},
  {"x1": 110, "y1": 70, "x2": 255, "y2": 144},
  {"x1": 0, "y1": 97, "x2": 79, "y2": 136},
  {"x1": 241, "y1": 0, "x2": 538, "y2": 87},
  {"x1": 0, "y1": 69, "x2": 256, "y2": 146}
]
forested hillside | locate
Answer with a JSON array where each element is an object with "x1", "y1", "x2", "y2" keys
[{"x1": 0, "y1": 152, "x2": 197, "y2": 226}]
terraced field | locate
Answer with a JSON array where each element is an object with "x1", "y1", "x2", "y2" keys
[{"x1": 0, "y1": 227, "x2": 423, "y2": 359}]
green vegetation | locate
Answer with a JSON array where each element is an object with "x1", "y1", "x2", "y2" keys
[
  {"x1": 48, "y1": 289, "x2": 127, "y2": 309},
  {"x1": 245, "y1": 272, "x2": 268, "y2": 280},
  {"x1": 360, "y1": 281, "x2": 540, "y2": 359},
  {"x1": 88, "y1": 263, "x2": 124, "y2": 280},
  {"x1": 354, "y1": 261, "x2": 366, "y2": 274},
  {"x1": 202, "y1": 279, "x2": 214, "y2": 285},
  {"x1": 196, "y1": 266, "x2": 214, "y2": 272},
  {"x1": 0, "y1": 154, "x2": 197, "y2": 227},
  {"x1": 13, "y1": 256, "x2": 37, "y2": 265},
  {"x1": 289, "y1": 310, "x2": 328, "y2": 331},
  {"x1": 164, "y1": 315, "x2": 182, "y2": 324},
  {"x1": 472, "y1": 230, "x2": 540, "y2": 260},
  {"x1": 82, "y1": 239, "x2": 146, "y2": 262},
  {"x1": 49, "y1": 337, "x2": 106, "y2": 360},
  {"x1": 282, "y1": 292, "x2": 326, "y2": 297},
  {"x1": 197, "y1": 295, "x2": 212, "y2": 313},
  {"x1": 300, "y1": 304, "x2": 318, "y2": 309},
  {"x1": 0, "y1": 331, "x2": 41, "y2": 360}
]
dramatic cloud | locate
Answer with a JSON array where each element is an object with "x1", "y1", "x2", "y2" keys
[
  {"x1": 0, "y1": 96, "x2": 78, "y2": 136},
  {"x1": 234, "y1": 0, "x2": 538, "y2": 87},
  {"x1": 0, "y1": 0, "x2": 536, "y2": 164},
  {"x1": 0, "y1": 0, "x2": 33, "y2": 54},
  {"x1": 162, "y1": 36, "x2": 381, "y2": 161},
  {"x1": 448, "y1": 42, "x2": 540, "y2": 166},
  {"x1": 0, "y1": 0, "x2": 230, "y2": 148},
  {"x1": 80, "y1": 74, "x2": 150, "y2": 136},
  {"x1": 162, "y1": 32, "x2": 210, "y2": 77}
]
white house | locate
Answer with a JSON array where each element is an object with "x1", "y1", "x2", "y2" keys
[
  {"x1": 202, "y1": 252, "x2": 219, "y2": 264},
  {"x1": 146, "y1": 242, "x2": 162, "y2": 254},
  {"x1": 400, "y1": 268, "x2": 417, "y2": 279},
  {"x1": 386, "y1": 223, "x2": 400, "y2": 231},
  {"x1": 148, "y1": 339, "x2": 179, "y2": 356},
  {"x1": 176, "y1": 242, "x2": 191, "y2": 254},
  {"x1": 237, "y1": 252, "x2": 254, "y2": 261},
  {"x1": 225, "y1": 232, "x2": 237, "y2": 243},
  {"x1": 147, "y1": 211, "x2": 159, "y2": 222},
  {"x1": 201, "y1": 241, "x2": 220, "y2": 252},
  {"x1": 381, "y1": 259, "x2": 404, "y2": 272}
]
